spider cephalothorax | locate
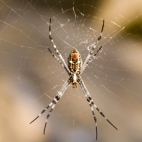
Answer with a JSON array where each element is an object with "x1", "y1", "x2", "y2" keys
[
  {"x1": 30, "y1": 18, "x2": 117, "y2": 140},
  {"x1": 68, "y1": 49, "x2": 82, "y2": 88}
]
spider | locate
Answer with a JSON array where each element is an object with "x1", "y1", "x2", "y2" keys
[{"x1": 30, "y1": 18, "x2": 117, "y2": 140}]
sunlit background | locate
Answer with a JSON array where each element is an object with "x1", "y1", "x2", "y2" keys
[{"x1": 0, "y1": 0, "x2": 142, "y2": 142}]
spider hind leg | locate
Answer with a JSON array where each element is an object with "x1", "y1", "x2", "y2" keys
[{"x1": 30, "y1": 78, "x2": 71, "y2": 134}]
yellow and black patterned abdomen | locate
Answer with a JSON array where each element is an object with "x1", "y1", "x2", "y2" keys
[{"x1": 68, "y1": 49, "x2": 82, "y2": 74}]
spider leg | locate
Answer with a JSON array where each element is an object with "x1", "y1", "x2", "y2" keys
[
  {"x1": 90, "y1": 104, "x2": 98, "y2": 140},
  {"x1": 81, "y1": 20, "x2": 104, "y2": 74},
  {"x1": 91, "y1": 99, "x2": 117, "y2": 130},
  {"x1": 79, "y1": 77, "x2": 117, "y2": 132},
  {"x1": 30, "y1": 77, "x2": 71, "y2": 125},
  {"x1": 79, "y1": 78, "x2": 98, "y2": 140},
  {"x1": 49, "y1": 18, "x2": 70, "y2": 75},
  {"x1": 89, "y1": 20, "x2": 104, "y2": 54},
  {"x1": 48, "y1": 48, "x2": 70, "y2": 75},
  {"x1": 96, "y1": 19, "x2": 104, "y2": 44},
  {"x1": 81, "y1": 46, "x2": 102, "y2": 74},
  {"x1": 30, "y1": 102, "x2": 52, "y2": 124},
  {"x1": 43, "y1": 77, "x2": 71, "y2": 134},
  {"x1": 43, "y1": 104, "x2": 55, "y2": 134},
  {"x1": 43, "y1": 77, "x2": 70, "y2": 134}
]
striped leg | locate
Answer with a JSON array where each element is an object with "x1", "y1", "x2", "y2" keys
[
  {"x1": 80, "y1": 80, "x2": 98, "y2": 140},
  {"x1": 49, "y1": 18, "x2": 70, "y2": 75},
  {"x1": 30, "y1": 102, "x2": 52, "y2": 124},
  {"x1": 79, "y1": 79, "x2": 98, "y2": 140},
  {"x1": 81, "y1": 46, "x2": 102, "y2": 74},
  {"x1": 43, "y1": 104, "x2": 55, "y2": 134},
  {"x1": 43, "y1": 80, "x2": 70, "y2": 135},
  {"x1": 89, "y1": 20, "x2": 104, "y2": 54},
  {"x1": 30, "y1": 78, "x2": 71, "y2": 127},
  {"x1": 92, "y1": 100, "x2": 118, "y2": 130},
  {"x1": 88, "y1": 101, "x2": 98, "y2": 140},
  {"x1": 48, "y1": 48, "x2": 70, "y2": 75},
  {"x1": 90, "y1": 104, "x2": 98, "y2": 140},
  {"x1": 79, "y1": 77, "x2": 117, "y2": 134},
  {"x1": 81, "y1": 20, "x2": 104, "y2": 74}
]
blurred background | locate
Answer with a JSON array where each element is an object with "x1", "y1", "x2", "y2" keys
[{"x1": 0, "y1": 0, "x2": 142, "y2": 142}]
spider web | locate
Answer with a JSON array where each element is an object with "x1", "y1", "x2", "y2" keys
[{"x1": 0, "y1": 0, "x2": 142, "y2": 142}]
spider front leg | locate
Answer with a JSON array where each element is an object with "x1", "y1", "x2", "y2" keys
[
  {"x1": 48, "y1": 48, "x2": 70, "y2": 75},
  {"x1": 81, "y1": 45, "x2": 102, "y2": 74},
  {"x1": 49, "y1": 18, "x2": 70, "y2": 75},
  {"x1": 88, "y1": 20, "x2": 104, "y2": 54},
  {"x1": 30, "y1": 78, "x2": 71, "y2": 134},
  {"x1": 81, "y1": 20, "x2": 104, "y2": 74}
]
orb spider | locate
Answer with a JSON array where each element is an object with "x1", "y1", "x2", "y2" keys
[{"x1": 30, "y1": 18, "x2": 117, "y2": 140}]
